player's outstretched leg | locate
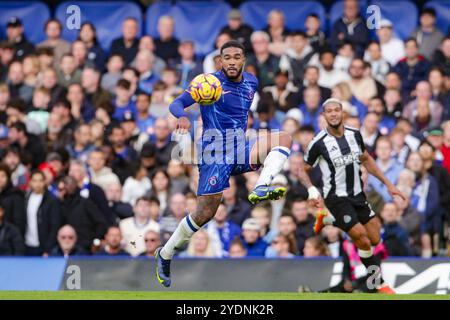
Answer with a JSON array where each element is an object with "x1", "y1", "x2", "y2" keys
[
  {"x1": 248, "y1": 131, "x2": 292, "y2": 204},
  {"x1": 155, "y1": 193, "x2": 222, "y2": 287}
]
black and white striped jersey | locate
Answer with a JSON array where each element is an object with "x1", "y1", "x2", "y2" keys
[{"x1": 304, "y1": 126, "x2": 366, "y2": 199}]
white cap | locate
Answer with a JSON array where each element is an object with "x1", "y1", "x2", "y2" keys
[
  {"x1": 242, "y1": 218, "x2": 261, "y2": 231},
  {"x1": 380, "y1": 19, "x2": 393, "y2": 28},
  {"x1": 285, "y1": 108, "x2": 304, "y2": 125}
]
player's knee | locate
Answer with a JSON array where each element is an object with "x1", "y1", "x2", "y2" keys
[{"x1": 356, "y1": 235, "x2": 372, "y2": 250}]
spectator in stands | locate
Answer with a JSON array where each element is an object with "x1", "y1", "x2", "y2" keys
[
  {"x1": 251, "y1": 205, "x2": 276, "y2": 244},
  {"x1": 50, "y1": 225, "x2": 85, "y2": 257},
  {"x1": 58, "y1": 54, "x2": 81, "y2": 87},
  {"x1": 8, "y1": 121, "x2": 45, "y2": 169},
  {"x1": 135, "y1": 49, "x2": 160, "y2": 95},
  {"x1": 380, "y1": 202, "x2": 415, "y2": 256},
  {"x1": 266, "y1": 234, "x2": 295, "y2": 258},
  {"x1": 66, "y1": 123, "x2": 95, "y2": 163},
  {"x1": 27, "y1": 87, "x2": 50, "y2": 133},
  {"x1": 40, "y1": 67, "x2": 66, "y2": 106},
  {"x1": 222, "y1": 176, "x2": 251, "y2": 227},
  {"x1": 0, "y1": 42, "x2": 15, "y2": 81},
  {"x1": 81, "y1": 66, "x2": 111, "y2": 108},
  {"x1": 101, "y1": 54, "x2": 124, "y2": 94},
  {"x1": 87, "y1": 149, "x2": 120, "y2": 193},
  {"x1": 412, "y1": 8, "x2": 445, "y2": 61},
  {"x1": 418, "y1": 140, "x2": 450, "y2": 228},
  {"x1": 38, "y1": 19, "x2": 70, "y2": 66},
  {"x1": 300, "y1": 66, "x2": 331, "y2": 103},
  {"x1": 247, "y1": 31, "x2": 280, "y2": 88},
  {"x1": 347, "y1": 58, "x2": 379, "y2": 105},
  {"x1": 137, "y1": 35, "x2": 166, "y2": 77},
  {"x1": 112, "y1": 79, "x2": 137, "y2": 121},
  {"x1": 6, "y1": 60, "x2": 33, "y2": 103},
  {"x1": 171, "y1": 40, "x2": 203, "y2": 89},
  {"x1": 368, "y1": 137, "x2": 404, "y2": 202},
  {"x1": 303, "y1": 236, "x2": 330, "y2": 257},
  {"x1": 105, "y1": 182, "x2": 133, "y2": 221},
  {"x1": 35, "y1": 47, "x2": 54, "y2": 72},
  {"x1": 77, "y1": 22, "x2": 105, "y2": 71},
  {"x1": 108, "y1": 124, "x2": 138, "y2": 166},
  {"x1": 159, "y1": 193, "x2": 187, "y2": 245},
  {"x1": 140, "y1": 229, "x2": 161, "y2": 257},
  {"x1": 406, "y1": 152, "x2": 440, "y2": 257},
  {"x1": 71, "y1": 40, "x2": 90, "y2": 71},
  {"x1": 68, "y1": 159, "x2": 113, "y2": 225},
  {"x1": 3, "y1": 148, "x2": 28, "y2": 191},
  {"x1": 67, "y1": 83, "x2": 95, "y2": 123},
  {"x1": 432, "y1": 37, "x2": 450, "y2": 77},
  {"x1": 263, "y1": 10, "x2": 289, "y2": 56},
  {"x1": 321, "y1": 225, "x2": 342, "y2": 258},
  {"x1": 279, "y1": 31, "x2": 319, "y2": 88},
  {"x1": 228, "y1": 237, "x2": 247, "y2": 258},
  {"x1": 6, "y1": 17, "x2": 34, "y2": 60},
  {"x1": 96, "y1": 226, "x2": 129, "y2": 256},
  {"x1": 393, "y1": 38, "x2": 431, "y2": 99},
  {"x1": 22, "y1": 55, "x2": 40, "y2": 89},
  {"x1": 376, "y1": 19, "x2": 405, "y2": 67},
  {"x1": 305, "y1": 13, "x2": 326, "y2": 53},
  {"x1": 122, "y1": 161, "x2": 151, "y2": 206},
  {"x1": 364, "y1": 41, "x2": 390, "y2": 84},
  {"x1": 134, "y1": 92, "x2": 154, "y2": 135},
  {"x1": 203, "y1": 32, "x2": 232, "y2": 74},
  {"x1": 154, "y1": 16, "x2": 180, "y2": 64},
  {"x1": 298, "y1": 86, "x2": 322, "y2": 133},
  {"x1": 318, "y1": 50, "x2": 349, "y2": 89},
  {"x1": 240, "y1": 218, "x2": 268, "y2": 257},
  {"x1": 24, "y1": 170, "x2": 60, "y2": 256},
  {"x1": 180, "y1": 229, "x2": 221, "y2": 258},
  {"x1": 262, "y1": 70, "x2": 300, "y2": 120},
  {"x1": 110, "y1": 17, "x2": 140, "y2": 66},
  {"x1": 428, "y1": 68, "x2": 450, "y2": 119},
  {"x1": 441, "y1": 120, "x2": 450, "y2": 174},
  {"x1": 119, "y1": 196, "x2": 160, "y2": 256},
  {"x1": 290, "y1": 200, "x2": 314, "y2": 254},
  {"x1": 144, "y1": 118, "x2": 176, "y2": 166},
  {"x1": 402, "y1": 81, "x2": 443, "y2": 133},
  {"x1": 0, "y1": 201, "x2": 25, "y2": 255},
  {"x1": 360, "y1": 112, "x2": 382, "y2": 156},
  {"x1": 220, "y1": 9, "x2": 254, "y2": 54},
  {"x1": 330, "y1": 0, "x2": 369, "y2": 57},
  {"x1": 367, "y1": 97, "x2": 395, "y2": 135},
  {"x1": 334, "y1": 42, "x2": 355, "y2": 73}
]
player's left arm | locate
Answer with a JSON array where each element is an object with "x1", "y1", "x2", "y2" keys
[{"x1": 359, "y1": 150, "x2": 406, "y2": 201}]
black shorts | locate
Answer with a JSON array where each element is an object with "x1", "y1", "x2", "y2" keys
[{"x1": 325, "y1": 193, "x2": 376, "y2": 232}]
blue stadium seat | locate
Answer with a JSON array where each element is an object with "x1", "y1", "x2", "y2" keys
[
  {"x1": 55, "y1": 1, "x2": 143, "y2": 52},
  {"x1": 0, "y1": 1, "x2": 50, "y2": 44},
  {"x1": 425, "y1": 1, "x2": 450, "y2": 35},
  {"x1": 370, "y1": 1, "x2": 418, "y2": 40},
  {"x1": 239, "y1": 1, "x2": 326, "y2": 32},
  {"x1": 329, "y1": 0, "x2": 368, "y2": 30},
  {"x1": 145, "y1": 1, "x2": 231, "y2": 56}
]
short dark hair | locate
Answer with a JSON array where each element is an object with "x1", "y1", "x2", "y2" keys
[
  {"x1": 8, "y1": 121, "x2": 27, "y2": 134},
  {"x1": 44, "y1": 18, "x2": 62, "y2": 32},
  {"x1": 421, "y1": 7, "x2": 436, "y2": 17},
  {"x1": 7, "y1": 98, "x2": 27, "y2": 113},
  {"x1": 116, "y1": 78, "x2": 131, "y2": 90},
  {"x1": 220, "y1": 40, "x2": 245, "y2": 56},
  {"x1": 290, "y1": 30, "x2": 307, "y2": 38},
  {"x1": 405, "y1": 37, "x2": 418, "y2": 47}
]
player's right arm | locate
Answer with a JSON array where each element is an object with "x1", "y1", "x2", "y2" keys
[
  {"x1": 169, "y1": 90, "x2": 195, "y2": 134},
  {"x1": 301, "y1": 140, "x2": 323, "y2": 207}
]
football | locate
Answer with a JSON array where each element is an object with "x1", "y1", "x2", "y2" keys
[{"x1": 188, "y1": 73, "x2": 222, "y2": 105}]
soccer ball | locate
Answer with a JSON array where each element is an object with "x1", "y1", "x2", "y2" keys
[{"x1": 188, "y1": 74, "x2": 222, "y2": 105}]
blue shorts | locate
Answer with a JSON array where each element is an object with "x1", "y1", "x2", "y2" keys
[{"x1": 197, "y1": 138, "x2": 261, "y2": 196}]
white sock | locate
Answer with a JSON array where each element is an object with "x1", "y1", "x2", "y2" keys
[
  {"x1": 160, "y1": 214, "x2": 200, "y2": 259},
  {"x1": 255, "y1": 146, "x2": 291, "y2": 187}
]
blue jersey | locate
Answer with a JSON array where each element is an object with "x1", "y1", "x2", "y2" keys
[{"x1": 169, "y1": 71, "x2": 260, "y2": 195}]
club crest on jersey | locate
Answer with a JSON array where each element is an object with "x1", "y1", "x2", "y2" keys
[
  {"x1": 208, "y1": 176, "x2": 218, "y2": 186},
  {"x1": 332, "y1": 152, "x2": 361, "y2": 167}
]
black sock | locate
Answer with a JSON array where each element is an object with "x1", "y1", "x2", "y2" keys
[{"x1": 359, "y1": 251, "x2": 385, "y2": 287}]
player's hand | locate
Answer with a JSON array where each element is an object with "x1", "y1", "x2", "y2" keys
[
  {"x1": 176, "y1": 117, "x2": 191, "y2": 134},
  {"x1": 388, "y1": 185, "x2": 406, "y2": 202},
  {"x1": 308, "y1": 186, "x2": 323, "y2": 208}
]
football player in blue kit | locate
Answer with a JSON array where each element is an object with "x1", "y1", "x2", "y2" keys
[{"x1": 155, "y1": 40, "x2": 292, "y2": 287}]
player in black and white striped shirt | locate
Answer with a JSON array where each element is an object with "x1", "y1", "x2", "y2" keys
[{"x1": 298, "y1": 98, "x2": 406, "y2": 294}]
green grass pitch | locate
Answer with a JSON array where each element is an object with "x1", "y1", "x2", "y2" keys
[{"x1": 0, "y1": 291, "x2": 449, "y2": 300}]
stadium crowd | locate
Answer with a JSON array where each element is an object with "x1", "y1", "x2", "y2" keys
[{"x1": 0, "y1": 0, "x2": 449, "y2": 261}]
